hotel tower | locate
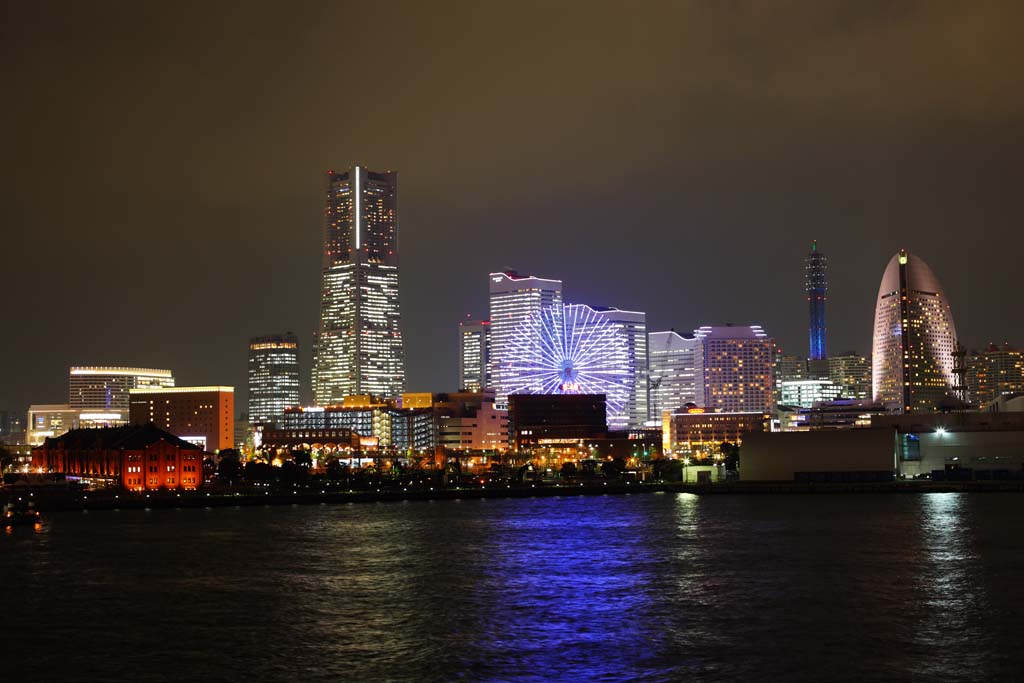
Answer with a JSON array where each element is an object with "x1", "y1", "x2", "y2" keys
[{"x1": 871, "y1": 249, "x2": 958, "y2": 413}]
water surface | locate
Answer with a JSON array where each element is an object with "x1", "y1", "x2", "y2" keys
[{"x1": 3, "y1": 493, "x2": 1022, "y2": 681}]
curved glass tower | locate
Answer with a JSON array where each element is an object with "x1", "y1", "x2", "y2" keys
[
  {"x1": 805, "y1": 240, "x2": 828, "y2": 361},
  {"x1": 871, "y1": 249, "x2": 958, "y2": 413}
]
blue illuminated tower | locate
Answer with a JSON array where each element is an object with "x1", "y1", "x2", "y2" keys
[{"x1": 805, "y1": 240, "x2": 828, "y2": 361}]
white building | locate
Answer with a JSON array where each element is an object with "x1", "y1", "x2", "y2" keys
[
  {"x1": 648, "y1": 331, "x2": 698, "y2": 421},
  {"x1": 592, "y1": 307, "x2": 649, "y2": 430},
  {"x1": 488, "y1": 271, "x2": 562, "y2": 407},
  {"x1": 69, "y1": 366, "x2": 175, "y2": 415},
  {"x1": 779, "y1": 379, "x2": 843, "y2": 408}
]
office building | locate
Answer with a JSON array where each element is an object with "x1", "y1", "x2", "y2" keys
[
  {"x1": 31, "y1": 423, "x2": 204, "y2": 491},
  {"x1": 805, "y1": 240, "x2": 828, "y2": 361},
  {"x1": 313, "y1": 166, "x2": 405, "y2": 405},
  {"x1": 774, "y1": 350, "x2": 807, "y2": 405},
  {"x1": 68, "y1": 366, "x2": 175, "y2": 415},
  {"x1": 437, "y1": 400, "x2": 508, "y2": 453},
  {"x1": 871, "y1": 250, "x2": 959, "y2": 413},
  {"x1": 248, "y1": 333, "x2": 300, "y2": 426},
  {"x1": 488, "y1": 271, "x2": 563, "y2": 406},
  {"x1": 129, "y1": 386, "x2": 234, "y2": 452},
  {"x1": 695, "y1": 325, "x2": 775, "y2": 413},
  {"x1": 828, "y1": 354, "x2": 872, "y2": 400},
  {"x1": 778, "y1": 379, "x2": 843, "y2": 409},
  {"x1": 648, "y1": 331, "x2": 698, "y2": 421},
  {"x1": 458, "y1": 319, "x2": 490, "y2": 392},
  {"x1": 965, "y1": 343, "x2": 1024, "y2": 406}
]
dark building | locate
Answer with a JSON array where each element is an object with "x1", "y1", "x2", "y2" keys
[
  {"x1": 31, "y1": 423, "x2": 204, "y2": 491},
  {"x1": 508, "y1": 394, "x2": 607, "y2": 451},
  {"x1": 805, "y1": 240, "x2": 828, "y2": 361}
]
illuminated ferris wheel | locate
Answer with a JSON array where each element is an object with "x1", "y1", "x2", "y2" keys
[{"x1": 502, "y1": 304, "x2": 630, "y2": 415}]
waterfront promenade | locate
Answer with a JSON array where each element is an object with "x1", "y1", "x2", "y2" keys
[{"x1": 6, "y1": 478, "x2": 1024, "y2": 514}]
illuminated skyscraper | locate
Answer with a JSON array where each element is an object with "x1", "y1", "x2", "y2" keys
[
  {"x1": 806, "y1": 240, "x2": 828, "y2": 361},
  {"x1": 458, "y1": 319, "x2": 490, "y2": 393},
  {"x1": 694, "y1": 325, "x2": 775, "y2": 413},
  {"x1": 313, "y1": 166, "x2": 405, "y2": 404},
  {"x1": 592, "y1": 307, "x2": 649, "y2": 429},
  {"x1": 871, "y1": 249, "x2": 958, "y2": 413},
  {"x1": 248, "y1": 333, "x2": 300, "y2": 426},
  {"x1": 648, "y1": 330, "x2": 697, "y2": 420},
  {"x1": 488, "y1": 271, "x2": 562, "y2": 407}
]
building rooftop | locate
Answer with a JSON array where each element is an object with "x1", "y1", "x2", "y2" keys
[{"x1": 39, "y1": 423, "x2": 203, "y2": 451}]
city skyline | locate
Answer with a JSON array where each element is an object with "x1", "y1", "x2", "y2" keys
[{"x1": 4, "y1": 3, "x2": 1024, "y2": 412}]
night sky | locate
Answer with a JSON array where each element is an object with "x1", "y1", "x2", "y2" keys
[{"x1": 3, "y1": 1, "x2": 1022, "y2": 412}]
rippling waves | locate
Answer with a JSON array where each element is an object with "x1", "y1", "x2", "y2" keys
[{"x1": 3, "y1": 493, "x2": 1023, "y2": 682}]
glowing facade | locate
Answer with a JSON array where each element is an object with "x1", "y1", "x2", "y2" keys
[
  {"x1": 648, "y1": 330, "x2": 697, "y2": 421},
  {"x1": 503, "y1": 304, "x2": 636, "y2": 427},
  {"x1": 313, "y1": 166, "x2": 405, "y2": 404},
  {"x1": 694, "y1": 326, "x2": 775, "y2": 413},
  {"x1": 805, "y1": 240, "x2": 828, "y2": 360},
  {"x1": 828, "y1": 354, "x2": 872, "y2": 400},
  {"x1": 871, "y1": 250, "x2": 958, "y2": 413},
  {"x1": 488, "y1": 271, "x2": 563, "y2": 406},
  {"x1": 458, "y1": 319, "x2": 490, "y2": 392},
  {"x1": 248, "y1": 333, "x2": 300, "y2": 426}
]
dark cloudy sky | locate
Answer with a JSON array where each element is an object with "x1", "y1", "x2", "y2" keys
[{"x1": 3, "y1": 1, "x2": 1022, "y2": 412}]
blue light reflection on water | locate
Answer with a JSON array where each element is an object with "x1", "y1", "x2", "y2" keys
[{"x1": 2, "y1": 493, "x2": 1024, "y2": 682}]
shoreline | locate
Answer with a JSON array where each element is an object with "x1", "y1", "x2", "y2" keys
[{"x1": 8, "y1": 479, "x2": 1024, "y2": 513}]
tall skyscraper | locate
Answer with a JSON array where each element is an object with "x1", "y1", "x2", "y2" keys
[
  {"x1": 488, "y1": 271, "x2": 563, "y2": 407},
  {"x1": 694, "y1": 325, "x2": 775, "y2": 413},
  {"x1": 313, "y1": 166, "x2": 405, "y2": 404},
  {"x1": 248, "y1": 333, "x2": 300, "y2": 426},
  {"x1": 648, "y1": 330, "x2": 698, "y2": 420},
  {"x1": 871, "y1": 249, "x2": 958, "y2": 413},
  {"x1": 69, "y1": 367, "x2": 175, "y2": 414},
  {"x1": 805, "y1": 240, "x2": 828, "y2": 361},
  {"x1": 592, "y1": 306, "x2": 649, "y2": 430},
  {"x1": 458, "y1": 319, "x2": 491, "y2": 392}
]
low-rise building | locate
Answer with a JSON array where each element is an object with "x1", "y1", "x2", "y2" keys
[
  {"x1": 31, "y1": 423, "x2": 204, "y2": 490},
  {"x1": 662, "y1": 406, "x2": 767, "y2": 458}
]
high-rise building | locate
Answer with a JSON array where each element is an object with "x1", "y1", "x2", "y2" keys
[
  {"x1": 828, "y1": 354, "x2": 872, "y2": 400},
  {"x1": 805, "y1": 240, "x2": 828, "y2": 361},
  {"x1": 129, "y1": 386, "x2": 234, "y2": 452},
  {"x1": 694, "y1": 325, "x2": 775, "y2": 413},
  {"x1": 648, "y1": 330, "x2": 698, "y2": 420},
  {"x1": 248, "y1": 333, "x2": 300, "y2": 426},
  {"x1": 965, "y1": 343, "x2": 1024, "y2": 407},
  {"x1": 488, "y1": 271, "x2": 563, "y2": 407},
  {"x1": 69, "y1": 367, "x2": 175, "y2": 414},
  {"x1": 871, "y1": 249, "x2": 958, "y2": 413},
  {"x1": 592, "y1": 307, "x2": 649, "y2": 430},
  {"x1": 313, "y1": 166, "x2": 405, "y2": 405},
  {"x1": 458, "y1": 319, "x2": 490, "y2": 393}
]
